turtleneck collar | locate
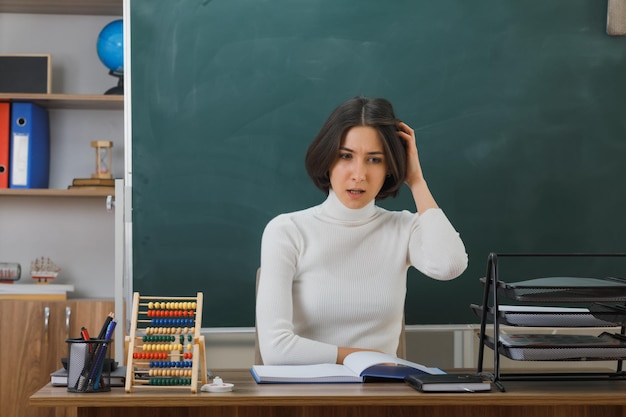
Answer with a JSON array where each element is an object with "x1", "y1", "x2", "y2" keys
[{"x1": 316, "y1": 188, "x2": 378, "y2": 224}]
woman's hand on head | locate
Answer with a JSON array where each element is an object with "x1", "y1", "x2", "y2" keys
[
  {"x1": 396, "y1": 121, "x2": 425, "y2": 188},
  {"x1": 396, "y1": 121, "x2": 439, "y2": 213}
]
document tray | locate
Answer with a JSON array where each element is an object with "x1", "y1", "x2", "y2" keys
[
  {"x1": 496, "y1": 277, "x2": 626, "y2": 302},
  {"x1": 470, "y1": 304, "x2": 626, "y2": 327},
  {"x1": 485, "y1": 333, "x2": 626, "y2": 361}
]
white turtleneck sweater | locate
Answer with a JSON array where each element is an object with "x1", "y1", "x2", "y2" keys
[{"x1": 256, "y1": 189, "x2": 468, "y2": 365}]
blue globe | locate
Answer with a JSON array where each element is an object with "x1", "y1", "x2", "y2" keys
[{"x1": 97, "y1": 19, "x2": 123, "y2": 74}]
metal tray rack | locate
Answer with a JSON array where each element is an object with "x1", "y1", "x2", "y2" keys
[
  {"x1": 470, "y1": 303, "x2": 626, "y2": 328},
  {"x1": 474, "y1": 253, "x2": 626, "y2": 390}
]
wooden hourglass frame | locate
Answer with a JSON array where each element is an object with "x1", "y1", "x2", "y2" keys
[{"x1": 91, "y1": 140, "x2": 113, "y2": 179}]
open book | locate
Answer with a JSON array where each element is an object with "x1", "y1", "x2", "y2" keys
[{"x1": 250, "y1": 351, "x2": 444, "y2": 383}]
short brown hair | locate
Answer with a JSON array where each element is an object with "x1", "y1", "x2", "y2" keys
[{"x1": 305, "y1": 96, "x2": 407, "y2": 200}]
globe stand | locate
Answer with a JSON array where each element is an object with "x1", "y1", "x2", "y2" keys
[{"x1": 105, "y1": 70, "x2": 124, "y2": 95}]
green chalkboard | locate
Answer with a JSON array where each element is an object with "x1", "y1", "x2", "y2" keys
[{"x1": 130, "y1": 0, "x2": 626, "y2": 327}]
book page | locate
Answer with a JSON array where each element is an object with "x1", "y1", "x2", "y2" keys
[
  {"x1": 343, "y1": 351, "x2": 444, "y2": 376},
  {"x1": 250, "y1": 363, "x2": 362, "y2": 383}
]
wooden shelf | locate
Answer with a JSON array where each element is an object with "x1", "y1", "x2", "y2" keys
[
  {"x1": 0, "y1": 188, "x2": 115, "y2": 197},
  {"x1": 0, "y1": 0, "x2": 122, "y2": 16},
  {"x1": 0, "y1": 93, "x2": 123, "y2": 110}
]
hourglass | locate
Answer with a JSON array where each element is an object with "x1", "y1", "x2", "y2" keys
[{"x1": 91, "y1": 140, "x2": 113, "y2": 179}]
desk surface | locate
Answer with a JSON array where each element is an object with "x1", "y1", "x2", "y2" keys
[{"x1": 29, "y1": 369, "x2": 626, "y2": 417}]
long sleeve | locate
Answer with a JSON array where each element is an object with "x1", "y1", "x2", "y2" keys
[
  {"x1": 407, "y1": 208, "x2": 468, "y2": 281},
  {"x1": 256, "y1": 213, "x2": 339, "y2": 365},
  {"x1": 255, "y1": 192, "x2": 468, "y2": 366}
]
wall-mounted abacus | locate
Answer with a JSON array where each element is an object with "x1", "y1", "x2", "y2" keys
[{"x1": 125, "y1": 292, "x2": 207, "y2": 393}]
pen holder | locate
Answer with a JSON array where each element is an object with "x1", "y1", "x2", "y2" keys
[{"x1": 66, "y1": 338, "x2": 113, "y2": 393}]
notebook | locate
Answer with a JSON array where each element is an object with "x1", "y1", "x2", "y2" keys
[{"x1": 405, "y1": 373, "x2": 491, "y2": 392}]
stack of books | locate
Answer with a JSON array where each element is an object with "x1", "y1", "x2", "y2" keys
[
  {"x1": 51, "y1": 365, "x2": 126, "y2": 387},
  {"x1": 0, "y1": 283, "x2": 74, "y2": 300},
  {"x1": 67, "y1": 178, "x2": 115, "y2": 193}
]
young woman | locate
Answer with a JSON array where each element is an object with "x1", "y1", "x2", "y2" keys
[{"x1": 256, "y1": 96, "x2": 467, "y2": 365}]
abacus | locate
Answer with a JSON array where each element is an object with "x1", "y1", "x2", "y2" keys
[{"x1": 124, "y1": 292, "x2": 207, "y2": 393}]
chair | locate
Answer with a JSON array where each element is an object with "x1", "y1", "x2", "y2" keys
[
  {"x1": 254, "y1": 268, "x2": 264, "y2": 365},
  {"x1": 254, "y1": 268, "x2": 406, "y2": 364}
]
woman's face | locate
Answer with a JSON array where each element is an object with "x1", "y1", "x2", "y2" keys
[{"x1": 329, "y1": 126, "x2": 388, "y2": 209}]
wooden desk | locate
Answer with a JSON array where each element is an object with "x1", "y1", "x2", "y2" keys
[{"x1": 30, "y1": 369, "x2": 626, "y2": 417}]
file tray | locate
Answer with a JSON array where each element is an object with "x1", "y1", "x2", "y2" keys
[
  {"x1": 488, "y1": 333, "x2": 626, "y2": 361},
  {"x1": 497, "y1": 277, "x2": 626, "y2": 302},
  {"x1": 588, "y1": 303, "x2": 626, "y2": 325},
  {"x1": 470, "y1": 304, "x2": 625, "y2": 327}
]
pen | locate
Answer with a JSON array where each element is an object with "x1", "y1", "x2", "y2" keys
[
  {"x1": 80, "y1": 326, "x2": 90, "y2": 341},
  {"x1": 97, "y1": 312, "x2": 115, "y2": 340},
  {"x1": 75, "y1": 349, "x2": 95, "y2": 391},
  {"x1": 90, "y1": 320, "x2": 117, "y2": 390},
  {"x1": 81, "y1": 326, "x2": 92, "y2": 352},
  {"x1": 77, "y1": 314, "x2": 114, "y2": 391}
]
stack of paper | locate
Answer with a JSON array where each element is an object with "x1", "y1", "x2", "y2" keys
[
  {"x1": 0, "y1": 284, "x2": 74, "y2": 300},
  {"x1": 499, "y1": 333, "x2": 626, "y2": 360}
]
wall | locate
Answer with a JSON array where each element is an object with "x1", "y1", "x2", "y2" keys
[
  {"x1": 0, "y1": 13, "x2": 120, "y2": 95},
  {"x1": 203, "y1": 329, "x2": 458, "y2": 370},
  {"x1": 0, "y1": 13, "x2": 123, "y2": 298},
  {"x1": 199, "y1": 325, "x2": 626, "y2": 372}
]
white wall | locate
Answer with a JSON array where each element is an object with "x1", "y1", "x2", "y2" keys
[
  {"x1": 203, "y1": 328, "x2": 459, "y2": 371},
  {"x1": 0, "y1": 13, "x2": 121, "y2": 95},
  {"x1": 0, "y1": 197, "x2": 115, "y2": 298},
  {"x1": 0, "y1": 13, "x2": 123, "y2": 298}
]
